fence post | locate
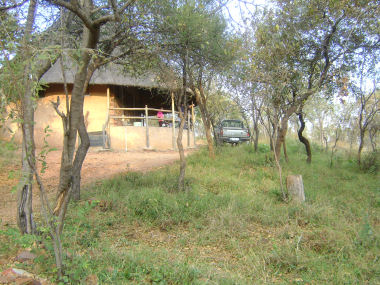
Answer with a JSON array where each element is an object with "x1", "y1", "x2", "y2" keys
[
  {"x1": 107, "y1": 87, "x2": 111, "y2": 147},
  {"x1": 171, "y1": 92, "x2": 176, "y2": 150},
  {"x1": 145, "y1": 105, "x2": 150, "y2": 149},
  {"x1": 187, "y1": 109, "x2": 190, "y2": 147},
  {"x1": 191, "y1": 103, "x2": 195, "y2": 146},
  {"x1": 125, "y1": 126, "x2": 128, "y2": 152}
]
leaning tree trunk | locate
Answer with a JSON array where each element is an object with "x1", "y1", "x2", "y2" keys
[
  {"x1": 297, "y1": 112, "x2": 312, "y2": 163},
  {"x1": 275, "y1": 119, "x2": 288, "y2": 160},
  {"x1": 194, "y1": 83, "x2": 214, "y2": 159},
  {"x1": 253, "y1": 120, "x2": 259, "y2": 152},
  {"x1": 54, "y1": 22, "x2": 98, "y2": 216},
  {"x1": 17, "y1": 0, "x2": 37, "y2": 235},
  {"x1": 358, "y1": 129, "x2": 365, "y2": 166},
  {"x1": 275, "y1": 106, "x2": 297, "y2": 160}
]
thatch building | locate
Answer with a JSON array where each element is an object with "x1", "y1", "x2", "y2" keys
[{"x1": 2, "y1": 61, "x2": 196, "y2": 151}]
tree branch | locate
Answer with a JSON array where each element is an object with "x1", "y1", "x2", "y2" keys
[
  {"x1": 0, "y1": 0, "x2": 28, "y2": 11},
  {"x1": 48, "y1": 0, "x2": 95, "y2": 31}
]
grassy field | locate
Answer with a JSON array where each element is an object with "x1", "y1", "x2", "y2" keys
[{"x1": 0, "y1": 141, "x2": 379, "y2": 284}]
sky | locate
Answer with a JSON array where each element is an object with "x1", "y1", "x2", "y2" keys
[{"x1": 224, "y1": 0, "x2": 270, "y2": 31}]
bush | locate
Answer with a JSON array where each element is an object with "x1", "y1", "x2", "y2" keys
[{"x1": 361, "y1": 151, "x2": 379, "y2": 174}]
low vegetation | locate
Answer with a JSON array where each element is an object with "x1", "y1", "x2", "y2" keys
[{"x1": 1, "y1": 142, "x2": 379, "y2": 284}]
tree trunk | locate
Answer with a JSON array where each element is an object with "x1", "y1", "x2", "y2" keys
[
  {"x1": 297, "y1": 112, "x2": 312, "y2": 163},
  {"x1": 358, "y1": 129, "x2": 365, "y2": 166},
  {"x1": 211, "y1": 120, "x2": 219, "y2": 146},
  {"x1": 177, "y1": 108, "x2": 187, "y2": 191},
  {"x1": 253, "y1": 120, "x2": 259, "y2": 152},
  {"x1": 275, "y1": 119, "x2": 288, "y2": 160},
  {"x1": 275, "y1": 106, "x2": 297, "y2": 159},
  {"x1": 71, "y1": 119, "x2": 90, "y2": 201},
  {"x1": 193, "y1": 83, "x2": 214, "y2": 159},
  {"x1": 267, "y1": 112, "x2": 274, "y2": 151},
  {"x1": 318, "y1": 117, "x2": 324, "y2": 146},
  {"x1": 323, "y1": 135, "x2": 328, "y2": 152},
  {"x1": 18, "y1": 88, "x2": 37, "y2": 234},
  {"x1": 283, "y1": 138, "x2": 289, "y2": 163},
  {"x1": 54, "y1": 17, "x2": 99, "y2": 215},
  {"x1": 17, "y1": 0, "x2": 37, "y2": 235}
]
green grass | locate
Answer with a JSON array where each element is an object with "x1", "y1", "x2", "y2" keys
[{"x1": 1, "y1": 141, "x2": 379, "y2": 284}]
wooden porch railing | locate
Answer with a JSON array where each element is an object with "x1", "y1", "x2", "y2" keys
[{"x1": 103, "y1": 95, "x2": 195, "y2": 150}]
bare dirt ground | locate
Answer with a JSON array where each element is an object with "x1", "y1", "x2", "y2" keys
[{"x1": 0, "y1": 147, "x2": 197, "y2": 227}]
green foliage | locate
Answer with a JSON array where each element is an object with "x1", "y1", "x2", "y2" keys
[
  {"x1": 361, "y1": 151, "x2": 379, "y2": 174},
  {"x1": 37, "y1": 125, "x2": 57, "y2": 174},
  {"x1": 0, "y1": 227, "x2": 37, "y2": 258}
]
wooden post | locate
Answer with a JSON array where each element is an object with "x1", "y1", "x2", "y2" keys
[
  {"x1": 191, "y1": 103, "x2": 195, "y2": 146},
  {"x1": 125, "y1": 126, "x2": 128, "y2": 152},
  {"x1": 171, "y1": 92, "x2": 176, "y2": 150},
  {"x1": 107, "y1": 87, "x2": 110, "y2": 147},
  {"x1": 145, "y1": 105, "x2": 150, "y2": 149},
  {"x1": 187, "y1": 109, "x2": 190, "y2": 147},
  {"x1": 286, "y1": 175, "x2": 305, "y2": 203},
  {"x1": 107, "y1": 87, "x2": 110, "y2": 113}
]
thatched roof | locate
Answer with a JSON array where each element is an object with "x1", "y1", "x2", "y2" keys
[{"x1": 41, "y1": 60, "x2": 176, "y2": 90}]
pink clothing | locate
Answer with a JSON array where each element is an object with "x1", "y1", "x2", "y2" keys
[{"x1": 157, "y1": 111, "x2": 164, "y2": 127}]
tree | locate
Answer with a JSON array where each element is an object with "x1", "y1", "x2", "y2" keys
[
  {"x1": 153, "y1": 0, "x2": 230, "y2": 189},
  {"x1": 187, "y1": 21, "x2": 237, "y2": 158},
  {"x1": 0, "y1": 0, "x2": 57, "y2": 235},
  {"x1": 1, "y1": 0, "x2": 144, "y2": 277},
  {"x1": 251, "y1": 0, "x2": 379, "y2": 163},
  {"x1": 352, "y1": 56, "x2": 379, "y2": 165}
]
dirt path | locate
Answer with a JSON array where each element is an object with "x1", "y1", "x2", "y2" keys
[{"x1": 0, "y1": 147, "x2": 197, "y2": 227}]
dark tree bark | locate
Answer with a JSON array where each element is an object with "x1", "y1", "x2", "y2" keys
[
  {"x1": 323, "y1": 135, "x2": 328, "y2": 152},
  {"x1": 297, "y1": 112, "x2": 312, "y2": 163},
  {"x1": 191, "y1": 71, "x2": 215, "y2": 159},
  {"x1": 358, "y1": 130, "x2": 365, "y2": 166},
  {"x1": 253, "y1": 120, "x2": 259, "y2": 152}
]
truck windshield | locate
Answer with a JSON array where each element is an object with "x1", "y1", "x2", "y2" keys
[{"x1": 222, "y1": 121, "x2": 244, "y2": 128}]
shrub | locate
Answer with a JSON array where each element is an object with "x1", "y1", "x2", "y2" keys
[{"x1": 361, "y1": 151, "x2": 379, "y2": 174}]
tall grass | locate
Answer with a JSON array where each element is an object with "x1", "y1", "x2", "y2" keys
[{"x1": 1, "y1": 141, "x2": 378, "y2": 284}]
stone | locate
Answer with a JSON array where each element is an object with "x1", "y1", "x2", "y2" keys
[
  {"x1": 286, "y1": 175, "x2": 306, "y2": 203},
  {"x1": 15, "y1": 251, "x2": 37, "y2": 263},
  {"x1": 10, "y1": 268, "x2": 34, "y2": 277},
  {"x1": 0, "y1": 275, "x2": 16, "y2": 284},
  {"x1": 15, "y1": 277, "x2": 41, "y2": 285},
  {"x1": 1, "y1": 268, "x2": 42, "y2": 284}
]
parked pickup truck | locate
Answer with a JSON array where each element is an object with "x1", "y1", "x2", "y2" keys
[{"x1": 216, "y1": 119, "x2": 250, "y2": 144}]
